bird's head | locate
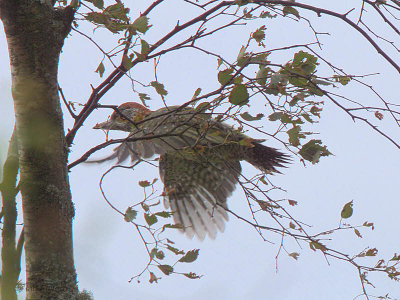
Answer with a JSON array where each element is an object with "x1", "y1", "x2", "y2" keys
[{"x1": 93, "y1": 102, "x2": 152, "y2": 132}]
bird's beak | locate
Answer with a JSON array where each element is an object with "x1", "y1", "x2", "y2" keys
[{"x1": 93, "y1": 120, "x2": 112, "y2": 130}]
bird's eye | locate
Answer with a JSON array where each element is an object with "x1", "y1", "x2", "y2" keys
[{"x1": 109, "y1": 112, "x2": 118, "y2": 121}]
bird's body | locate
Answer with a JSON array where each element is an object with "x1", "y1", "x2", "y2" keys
[{"x1": 93, "y1": 102, "x2": 288, "y2": 239}]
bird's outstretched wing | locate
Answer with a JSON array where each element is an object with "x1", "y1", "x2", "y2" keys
[
  {"x1": 159, "y1": 152, "x2": 241, "y2": 240},
  {"x1": 86, "y1": 139, "x2": 165, "y2": 164}
]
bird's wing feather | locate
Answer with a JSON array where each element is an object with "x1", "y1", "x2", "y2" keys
[
  {"x1": 87, "y1": 139, "x2": 165, "y2": 164},
  {"x1": 159, "y1": 152, "x2": 241, "y2": 240}
]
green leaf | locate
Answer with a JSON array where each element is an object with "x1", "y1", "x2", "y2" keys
[
  {"x1": 341, "y1": 200, "x2": 353, "y2": 219},
  {"x1": 260, "y1": 11, "x2": 276, "y2": 18},
  {"x1": 139, "y1": 93, "x2": 150, "y2": 104},
  {"x1": 256, "y1": 65, "x2": 268, "y2": 85},
  {"x1": 365, "y1": 248, "x2": 378, "y2": 256},
  {"x1": 292, "y1": 51, "x2": 317, "y2": 76},
  {"x1": 141, "y1": 203, "x2": 149, "y2": 212},
  {"x1": 252, "y1": 25, "x2": 266, "y2": 46},
  {"x1": 179, "y1": 249, "x2": 200, "y2": 263},
  {"x1": 157, "y1": 264, "x2": 173, "y2": 275},
  {"x1": 124, "y1": 207, "x2": 137, "y2": 222},
  {"x1": 229, "y1": 84, "x2": 249, "y2": 106},
  {"x1": 307, "y1": 85, "x2": 324, "y2": 97},
  {"x1": 259, "y1": 176, "x2": 268, "y2": 185},
  {"x1": 163, "y1": 223, "x2": 184, "y2": 230},
  {"x1": 240, "y1": 112, "x2": 264, "y2": 121},
  {"x1": 299, "y1": 139, "x2": 331, "y2": 164},
  {"x1": 156, "y1": 250, "x2": 165, "y2": 260},
  {"x1": 270, "y1": 73, "x2": 285, "y2": 84},
  {"x1": 151, "y1": 249, "x2": 165, "y2": 260},
  {"x1": 85, "y1": 12, "x2": 109, "y2": 25},
  {"x1": 291, "y1": 94, "x2": 305, "y2": 107},
  {"x1": 268, "y1": 112, "x2": 283, "y2": 121},
  {"x1": 288, "y1": 76, "x2": 307, "y2": 88},
  {"x1": 104, "y1": 21, "x2": 127, "y2": 33},
  {"x1": 194, "y1": 102, "x2": 210, "y2": 114},
  {"x1": 95, "y1": 61, "x2": 105, "y2": 77},
  {"x1": 389, "y1": 254, "x2": 400, "y2": 261},
  {"x1": 287, "y1": 126, "x2": 303, "y2": 146},
  {"x1": 166, "y1": 244, "x2": 184, "y2": 255},
  {"x1": 150, "y1": 247, "x2": 158, "y2": 258},
  {"x1": 233, "y1": 75, "x2": 243, "y2": 84},
  {"x1": 150, "y1": 81, "x2": 168, "y2": 96},
  {"x1": 339, "y1": 76, "x2": 350, "y2": 85},
  {"x1": 138, "y1": 180, "x2": 150, "y2": 187},
  {"x1": 302, "y1": 63, "x2": 316, "y2": 74},
  {"x1": 217, "y1": 58, "x2": 224, "y2": 69},
  {"x1": 149, "y1": 272, "x2": 158, "y2": 283},
  {"x1": 280, "y1": 113, "x2": 303, "y2": 125},
  {"x1": 130, "y1": 16, "x2": 150, "y2": 34},
  {"x1": 251, "y1": 53, "x2": 269, "y2": 64},
  {"x1": 183, "y1": 272, "x2": 201, "y2": 279},
  {"x1": 191, "y1": 88, "x2": 202, "y2": 101},
  {"x1": 301, "y1": 113, "x2": 313, "y2": 123},
  {"x1": 105, "y1": 3, "x2": 129, "y2": 22},
  {"x1": 155, "y1": 211, "x2": 173, "y2": 218},
  {"x1": 309, "y1": 241, "x2": 327, "y2": 252},
  {"x1": 293, "y1": 51, "x2": 317, "y2": 68},
  {"x1": 141, "y1": 39, "x2": 150, "y2": 56},
  {"x1": 283, "y1": 6, "x2": 300, "y2": 18},
  {"x1": 144, "y1": 213, "x2": 158, "y2": 226},
  {"x1": 363, "y1": 221, "x2": 374, "y2": 230},
  {"x1": 334, "y1": 75, "x2": 350, "y2": 85},
  {"x1": 237, "y1": 45, "x2": 248, "y2": 66},
  {"x1": 122, "y1": 54, "x2": 134, "y2": 70},
  {"x1": 87, "y1": 0, "x2": 104, "y2": 9},
  {"x1": 310, "y1": 105, "x2": 322, "y2": 117},
  {"x1": 217, "y1": 69, "x2": 233, "y2": 85}
]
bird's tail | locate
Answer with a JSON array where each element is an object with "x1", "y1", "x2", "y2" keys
[{"x1": 244, "y1": 142, "x2": 289, "y2": 173}]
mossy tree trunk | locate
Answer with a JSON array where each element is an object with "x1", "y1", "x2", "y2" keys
[
  {"x1": 1, "y1": 129, "x2": 20, "y2": 300},
  {"x1": 0, "y1": 1, "x2": 78, "y2": 299}
]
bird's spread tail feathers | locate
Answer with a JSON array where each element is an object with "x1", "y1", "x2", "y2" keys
[{"x1": 245, "y1": 142, "x2": 289, "y2": 173}]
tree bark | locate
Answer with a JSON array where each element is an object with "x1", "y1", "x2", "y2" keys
[
  {"x1": 0, "y1": 1, "x2": 78, "y2": 299},
  {"x1": 1, "y1": 128, "x2": 20, "y2": 300}
]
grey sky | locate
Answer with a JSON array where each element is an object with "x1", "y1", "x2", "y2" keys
[{"x1": 0, "y1": 1, "x2": 399, "y2": 299}]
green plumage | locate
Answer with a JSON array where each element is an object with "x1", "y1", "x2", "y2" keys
[{"x1": 93, "y1": 102, "x2": 289, "y2": 239}]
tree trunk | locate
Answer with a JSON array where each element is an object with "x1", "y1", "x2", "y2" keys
[
  {"x1": 1, "y1": 129, "x2": 20, "y2": 300},
  {"x1": 0, "y1": 2, "x2": 78, "y2": 299}
]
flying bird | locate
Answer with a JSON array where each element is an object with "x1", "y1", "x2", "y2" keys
[{"x1": 93, "y1": 102, "x2": 288, "y2": 240}]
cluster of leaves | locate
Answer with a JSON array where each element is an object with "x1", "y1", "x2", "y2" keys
[
  {"x1": 337, "y1": 201, "x2": 400, "y2": 283},
  {"x1": 83, "y1": 1, "x2": 150, "y2": 34},
  {"x1": 215, "y1": 27, "x2": 338, "y2": 163},
  {"x1": 245, "y1": 174, "x2": 400, "y2": 290},
  {"x1": 316, "y1": 201, "x2": 400, "y2": 284},
  {"x1": 81, "y1": 1, "x2": 338, "y2": 167},
  {"x1": 72, "y1": 1, "x2": 399, "y2": 297},
  {"x1": 123, "y1": 179, "x2": 202, "y2": 284},
  {"x1": 82, "y1": 0, "x2": 151, "y2": 79}
]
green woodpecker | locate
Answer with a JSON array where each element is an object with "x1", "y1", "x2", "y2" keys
[{"x1": 93, "y1": 102, "x2": 288, "y2": 240}]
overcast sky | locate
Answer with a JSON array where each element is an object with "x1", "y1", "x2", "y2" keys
[{"x1": 0, "y1": 1, "x2": 399, "y2": 299}]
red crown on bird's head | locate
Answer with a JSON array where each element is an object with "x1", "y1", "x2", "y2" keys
[
  {"x1": 93, "y1": 102, "x2": 152, "y2": 131},
  {"x1": 111, "y1": 102, "x2": 151, "y2": 120},
  {"x1": 117, "y1": 102, "x2": 151, "y2": 113}
]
